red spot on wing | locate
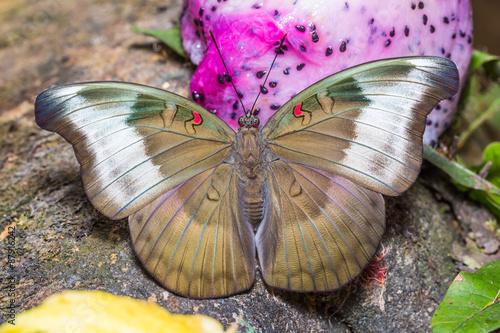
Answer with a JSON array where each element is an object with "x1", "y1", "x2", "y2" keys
[
  {"x1": 294, "y1": 104, "x2": 303, "y2": 117},
  {"x1": 193, "y1": 111, "x2": 202, "y2": 124}
]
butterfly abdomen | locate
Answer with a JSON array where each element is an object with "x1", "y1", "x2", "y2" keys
[
  {"x1": 235, "y1": 127, "x2": 268, "y2": 225},
  {"x1": 239, "y1": 179, "x2": 266, "y2": 225}
]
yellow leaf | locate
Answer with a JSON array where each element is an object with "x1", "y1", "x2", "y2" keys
[{"x1": 0, "y1": 290, "x2": 234, "y2": 333}]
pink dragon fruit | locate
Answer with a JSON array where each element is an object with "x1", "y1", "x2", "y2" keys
[{"x1": 181, "y1": 0, "x2": 473, "y2": 147}]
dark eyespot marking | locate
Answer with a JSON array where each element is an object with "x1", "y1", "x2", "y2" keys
[
  {"x1": 339, "y1": 41, "x2": 347, "y2": 52},
  {"x1": 311, "y1": 31, "x2": 319, "y2": 43},
  {"x1": 256, "y1": 71, "x2": 266, "y2": 78},
  {"x1": 217, "y1": 74, "x2": 224, "y2": 84},
  {"x1": 295, "y1": 25, "x2": 306, "y2": 32}
]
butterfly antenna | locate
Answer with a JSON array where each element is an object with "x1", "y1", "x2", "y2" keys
[
  {"x1": 249, "y1": 34, "x2": 287, "y2": 116},
  {"x1": 209, "y1": 31, "x2": 247, "y2": 115}
]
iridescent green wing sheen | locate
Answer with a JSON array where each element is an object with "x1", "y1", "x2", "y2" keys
[
  {"x1": 35, "y1": 82, "x2": 234, "y2": 219},
  {"x1": 129, "y1": 162, "x2": 255, "y2": 298},
  {"x1": 262, "y1": 57, "x2": 459, "y2": 196},
  {"x1": 256, "y1": 161, "x2": 385, "y2": 292}
]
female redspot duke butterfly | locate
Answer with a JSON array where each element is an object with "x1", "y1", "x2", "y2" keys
[{"x1": 35, "y1": 47, "x2": 459, "y2": 298}]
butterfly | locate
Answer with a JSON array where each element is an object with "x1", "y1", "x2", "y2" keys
[{"x1": 35, "y1": 56, "x2": 459, "y2": 298}]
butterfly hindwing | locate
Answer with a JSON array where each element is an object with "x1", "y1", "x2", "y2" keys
[
  {"x1": 35, "y1": 82, "x2": 235, "y2": 219},
  {"x1": 256, "y1": 161, "x2": 385, "y2": 292},
  {"x1": 129, "y1": 162, "x2": 255, "y2": 298},
  {"x1": 262, "y1": 57, "x2": 459, "y2": 196}
]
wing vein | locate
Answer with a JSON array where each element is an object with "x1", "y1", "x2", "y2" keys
[
  {"x1": 270, "y1": 167, "x2": 317, "y2": 290},
  {"x1": 299, "y1": 129, "x2": 419, "y2": 172},
  {"x1": 113, "y1": 146, "x2": 230, "y2": 217},
  {"x1": 286, "y1": 162, "x2": 378, "y2": 253},
  {"x1": 268, "y1": 143, "x2": 399, "y2": 194}
]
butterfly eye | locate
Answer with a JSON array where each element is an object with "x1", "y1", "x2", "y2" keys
[
  {"x1": 238, "y1": 116, "x2": 245, "y2": 126},
  {"x1": 251, "y1": 117, "x2": 260, "y2": 127}
]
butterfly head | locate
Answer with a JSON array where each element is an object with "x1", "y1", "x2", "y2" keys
[{"x1": 238, "y1": 115, "x2": 260, "y2": 129}]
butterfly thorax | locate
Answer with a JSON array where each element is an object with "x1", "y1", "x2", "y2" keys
[
  {"x1": 234, "y1": 126, "x2": 268, "y2": 225},
  {"x1": 234, "y1": 126, "x2": 266, "y2": 177}
]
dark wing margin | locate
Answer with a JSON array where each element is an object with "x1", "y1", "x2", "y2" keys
[
  {"x1": 35, "y1": 82, "x2": 235, "y2": 219},
  {"x1": 256, "y1": 160, "x2": 385, "y2": 292},
  {"x1": 262, "y1": 57, "x2": 459, "y2": 196},
  {"x1": 129, "y1": 163, "x2": 255, "y2": 298}
]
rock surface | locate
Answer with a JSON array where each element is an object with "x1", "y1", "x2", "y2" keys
[{"x1": 0, "y1": 1, "x2": 494, "y2": 332}]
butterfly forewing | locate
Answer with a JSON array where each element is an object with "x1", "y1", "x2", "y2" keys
[
  {"x1": 129, "y1": 162, "x2": 255, "y2": 298},
  {"x1": 262, "y1": 57, "x2": 459, "y2": 196},
  {"x1": 256, "y1": 161, "x2": 385, "y2": 292},
  {"x1": 35, "y1": 82, "x2": 235, "y2": 219}
]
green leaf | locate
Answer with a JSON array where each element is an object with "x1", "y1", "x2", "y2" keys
[
  {"x1": 130, "y1": 25, "x2": 186, "y2": 57},
  {"x1": 457, "y1": 51, "x2": 500, "y2": 149},
  {"x1": 469, "y1": 50, "x2": 500, "y2": 73},
  {"x1": 457, "y1": 99, "x2": 500, "y2": 149},
  {"x1": 464, "y1": 143, "x2": 500, "y2": 218},
  {"x1": 468, "y1": 190, "x2": 500, "y2": 218},
  {"x1": 480, "y1": 142, "x2": 500, "y2": 176},
  {"x1": 423, "y1": 145, "x2": 500, "y2": 196},
  {"x1": 431, "y1": 261, "x2": 500, "y2": 333}
]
